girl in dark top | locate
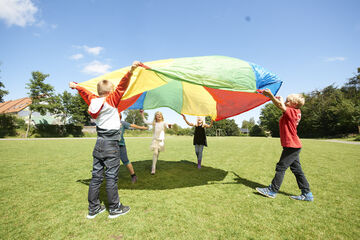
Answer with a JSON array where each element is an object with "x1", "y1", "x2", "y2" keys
[{"x1": 182, "y1": 114, "x2": 213, "y2": 169}]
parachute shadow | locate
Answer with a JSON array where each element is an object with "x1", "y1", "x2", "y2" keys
[{"x1": 77, "y1": 160, "x2": 228, "y2": 191}]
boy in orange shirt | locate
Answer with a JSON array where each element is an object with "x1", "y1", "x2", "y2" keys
[{"x1": 70, "y1": 61, "x2": 142, "y2": 218}]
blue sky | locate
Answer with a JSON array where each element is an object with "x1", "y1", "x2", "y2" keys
[{"x1": 1, "y1": 0, "x2": 359, "y2": 127}]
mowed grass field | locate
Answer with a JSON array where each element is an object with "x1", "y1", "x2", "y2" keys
[{"x1": 0, "y1": 136, "x2": 359, "y2": 240}]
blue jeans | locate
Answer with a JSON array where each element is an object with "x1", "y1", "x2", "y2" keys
[
  {"x1": 195, "y1": 145, "x2": 204, "y2": 164},
  {"x1": 119, "y1": 145, "x2": 130, "y2": 165},
  {"x1": 271, "y1": 147, "x2": 310, "y2": 193},
  {"x1": 88, "y1": 139, "x2": 120, "y2": 211}
]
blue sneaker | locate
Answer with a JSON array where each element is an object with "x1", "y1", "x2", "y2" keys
[
  {"x1": 290, "y1": 192, "x2": 314, "y2": 201},
  {"x1": 256, "y1": 186, "x2": 277, "y2": 198}
]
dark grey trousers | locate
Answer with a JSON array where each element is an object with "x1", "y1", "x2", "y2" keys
[
  {"x1": 271, "y1": 147, "x2": 310, "y2": 193},
  {"x1": 88, "y1": 139, "x2": 120, "y2": 211}
]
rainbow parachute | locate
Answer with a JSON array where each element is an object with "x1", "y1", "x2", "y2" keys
[{"x1": 78, "y1": 56, "x2": 282, "y2": 120}]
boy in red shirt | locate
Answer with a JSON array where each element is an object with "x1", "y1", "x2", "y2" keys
[{"x1": 256, "y1": 89, "x2": 313, "y2": 201}]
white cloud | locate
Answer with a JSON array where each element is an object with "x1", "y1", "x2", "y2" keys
[
  {"x1": 72, "y1": 45, "x2": 105, "y2": 56},
  {"x1": 0, "y1": 0, "x2": 38, "y2": 27},
  {"x1": 83, "y1": 45, "x2": 104, "y2": 55},
  {"x1": 324, "y1": 57, "x2": 346, "y2": 62},
  {"x1": 82, "y1": 60, "x2": 112, "y2": 75},
  {"x1": 70, "y1": 54, "x2": 84, "y2": 60}
]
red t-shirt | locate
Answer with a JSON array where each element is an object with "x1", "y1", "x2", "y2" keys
[{"x1": 279, "y1": 107, "x2": 302, "y2": 148}]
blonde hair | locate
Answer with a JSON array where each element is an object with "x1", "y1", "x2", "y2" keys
[
  {"x1": 153, "y1": 111, "x2": 164, "y2": 125},
  {"x1": 97, "y1": 80, "x2": 114, "y2": 96},
  {"x1": 196, "y1": 116, "x2": 206, "y2": 127},
  {"x1": 287, "y1": 94, "x2": 305, "y2": 108}
]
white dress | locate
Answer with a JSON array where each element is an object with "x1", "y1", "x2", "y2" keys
[{"x1": 148, "y1": 121, "x2": 168, "y2": 152}]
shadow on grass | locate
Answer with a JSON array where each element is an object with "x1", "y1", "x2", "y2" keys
[
  {"x1": 76, "y1": 162, "x2": 291, "y2": 207},
  {"x1": 77, "y1": 160, "x2": 228, "y2": 191},
  {"x1": 227, "y1": 171, "x2": 292, "y2": 196}
]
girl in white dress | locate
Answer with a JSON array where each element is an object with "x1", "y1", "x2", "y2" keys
[{"x1": 140, "y1": 110, "x2": 172, "y2": 174}]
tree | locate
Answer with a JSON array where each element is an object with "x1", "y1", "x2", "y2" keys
[
  {"x1": 166, "y1": 123, "x2": 180, "y2": 135},
  {"x1": 341, "y1": 67, "x2": 360, "y2": 132},
  {"x1": 241, "y1": 117, "x2": 255, "y2": 131},
  {"x1": 124, "y1": 109, "x2": 148, "y2": 125},
  {"x1": 250, "y1": 124, "x2": 266, "y2": 136},
  {"x1": 0, "y1": 64, "x2": 9, "y2": 103},
  {"x1": 206, "y1": 117, "x2": 240, "y2": 136},
  {"x1": 25, "y1": 71, "x2": 56, "y2": 137},
  {"x1": 342, "y1": 67, "x2": 360, "y2": 99},
  {"x1": 0, "y1": 81, "x2": 8, "y2": 103},
  {"x1": 53, "y1": 91, "x2": 92, "y2": 126},
  {"x1": 69, "y1": 93, "x2": 91, "y2": 125},
  {"x1": 299, "y1": 85, "x2": 358, "y2": 137},
  {"x1": 259, "y1": 103, "x2": 282, "y2": 137},
  {"x1": 54, "y1": 91, "x2": 73, "y2": 125}
]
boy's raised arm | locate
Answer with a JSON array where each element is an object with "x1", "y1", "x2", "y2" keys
[
  {"x1": 107, "y1": 61, "x2": 142, "y2": 107},
  {"x1": 263, "y1": 89, "x2": 286, "y2": 112},
  {"x1": 69, "y1": 82, "x2": 97, "y2": 106}
]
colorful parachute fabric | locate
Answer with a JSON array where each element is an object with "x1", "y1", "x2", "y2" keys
[{"x1": 78, "y1": 56, "x2": 282, "y2": 121}]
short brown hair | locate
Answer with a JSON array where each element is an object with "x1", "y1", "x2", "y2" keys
[
  {"x1": 97, "y1": 80, "x2": 114, "y2": 96},
  {"x1": 287, "y1": 94, "x2": 305, "y2": 108}
]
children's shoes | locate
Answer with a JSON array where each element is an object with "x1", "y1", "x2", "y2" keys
[
  {"x1": 290, "y1": 192, "x2": 314, "y2": 201},
  {"x1": 131, "y1": 174, "x2": 137, "y2": 183},
  {"x1": 87, "y1": 205, "x2": 106, "y2": 219},
  {"x1": 256, "y1": 186, "x2": 277, "y2": 198},
  {"x1": 109, "y1": 203, "x2": 130, "y2": 219}
]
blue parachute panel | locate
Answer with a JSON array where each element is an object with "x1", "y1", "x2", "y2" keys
[
  {"x1": 249, "y1": 62, "x2": 282, "y2": 95},
  {"x1": 128, "y1": 92, "x2": 147, "y2": 109}
]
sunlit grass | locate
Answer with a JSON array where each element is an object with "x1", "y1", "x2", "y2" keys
[{"x1": 0, "y1": 137, "x2": 359, "y2": 239}]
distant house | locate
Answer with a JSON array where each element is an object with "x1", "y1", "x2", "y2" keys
[
  {"x1": 0, "y1": 97, "x2": 31, "y2": 114},
  {"x1": 240, "y1": 128, "x2": 250, "y2": 135},
  {"x1": 0, "y1": 97, "x2": 61, "y2": 125}
]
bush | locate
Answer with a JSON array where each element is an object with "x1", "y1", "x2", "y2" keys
[
  {"x1": 14, "y1": 117, "x2": 26, "y2": 130},
  {"x1": 34, "y1": 123, "x2": 83, "y2": 137},
  {"x1": 0, "y1": 114, "x2": 17, "y2": 137},
  {"x1": 250, "y1": 125, "x2": 266, "y2": 137},
  {"x1": 124, "y1": 129, "x2": 152, "y2": 137},
  {"x1": 354, "y1": 135, "x2": 360, "y2": 141},
  {"x1": 65, "y1": 124, "x2": 83, "y2": 137},
  {"x1": 166, "y1": 124, "x2": 193, "y2": 136}
]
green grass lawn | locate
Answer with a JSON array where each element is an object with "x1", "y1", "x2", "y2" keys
[{"x1": 1, "y1": 137, "x2": 359, "y2": 239}]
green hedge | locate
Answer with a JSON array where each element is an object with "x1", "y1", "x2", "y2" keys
[
  {"x1": 34, "y1": 123, "x2": 83, "y2": 137},
  {"x1": 0, "y1": 114, "x2": 17, "y2": 137},
  {"x1": 354, "y1": 135, "x2": 360, "y2": 141}
]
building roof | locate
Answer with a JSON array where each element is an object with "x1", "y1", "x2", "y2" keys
[
  {"x1": 0, "y1": 97, "x2": 32, "y2": 114},
  {"x1": 240, "y1": 128, "x2": 250, "y2": 133}
]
